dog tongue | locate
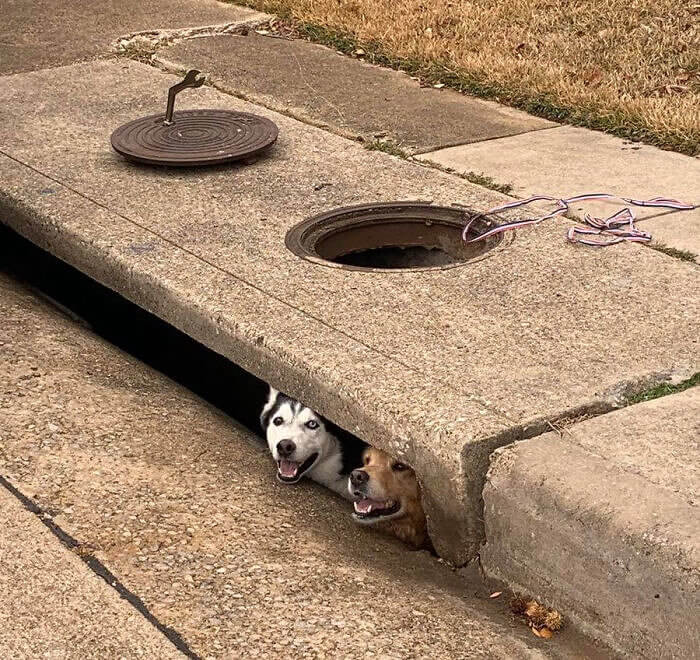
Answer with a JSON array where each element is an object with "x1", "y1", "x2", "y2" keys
[
  {"x1": 279, "y1": 460, "x2": 299, "y2": 478},
  {"x1": 355, "y1": 498, "x2": 386, "y2": 514}
]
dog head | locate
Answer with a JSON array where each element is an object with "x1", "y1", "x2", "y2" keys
[
  {"x1": 260, "y1": 387, "x2": 335, "y2": 485},
  {"x1": 347, "y1": 447, "x2": 428, "y2": 548}
]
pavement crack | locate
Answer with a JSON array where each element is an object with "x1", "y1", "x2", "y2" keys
[
  {"x1": 0, "y1": 474, "x2": 200, "y2": 660},
  {"x1": 290, "y1": 51, "x2": 346, "y2": 123},
  {"x1": 113, "y1": 16, "x2": 270, "y2": 61}
]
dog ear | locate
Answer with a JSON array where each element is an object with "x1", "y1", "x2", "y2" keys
[{"x1": 260, "y1": 386, "x2": 280, "y2": 430}]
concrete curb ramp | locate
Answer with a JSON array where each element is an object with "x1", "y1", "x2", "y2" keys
[
  {"x1": 482, "y1": 388, "x2": 700, "y2": 658},
  {"x1": 0, "y1": 60, "x2": 698, "y2": 565}
]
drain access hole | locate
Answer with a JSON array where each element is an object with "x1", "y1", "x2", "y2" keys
[
  {"x1": 335, "y1": 245, "x2": 455, "y2": 269},
  {"x1": 285, "y1": 202, "x2": 505, "y2": 272}
]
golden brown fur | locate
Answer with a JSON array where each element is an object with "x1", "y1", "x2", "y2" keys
[{"x1": 354, "y1": 447, "x2": 429, "y2": 549}]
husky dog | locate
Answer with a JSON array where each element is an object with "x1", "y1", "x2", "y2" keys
[{"x1": 260, "y1": 387, "x2": 366, "y2": 498}]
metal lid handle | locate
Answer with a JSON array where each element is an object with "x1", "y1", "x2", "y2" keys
[{"x1": 164, "y1": 70, "x2": 206, "y2": 125}]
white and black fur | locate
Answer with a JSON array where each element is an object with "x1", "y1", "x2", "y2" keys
[{"x1": 260, "y1": 387, "x2": 367, "y2": 499}]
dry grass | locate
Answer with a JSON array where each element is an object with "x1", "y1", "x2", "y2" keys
[{"x1": 237, "y1": 0, "x2": 700, "y2": 154}]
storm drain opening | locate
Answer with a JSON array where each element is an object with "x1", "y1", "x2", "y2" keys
[
  {"x1": 0, "y1": 224, "x2": 435, "y2": 552},
  {"x1": 285, "y1": 202, "x2": 507, "y2": 272},
  {"x1": 0, "y1": 224, "x2": 267, "y2": 435}
]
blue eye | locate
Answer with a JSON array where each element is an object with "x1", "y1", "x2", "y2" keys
[
  {"x1": 305, "y1": 420, "x2": 319, "y2": 430},
  {"x1": 273, "y1": 416, "x2": 283, "y2": 426}
]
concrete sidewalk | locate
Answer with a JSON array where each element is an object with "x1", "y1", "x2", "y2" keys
[
  {"x1": 418, "y1": 128, "x2": 700, "y2": 261},
  {"x1": 0, "y1": 0, "x2": 266, "y2": 75},
  {"x1": 156, "y1": 31, "x2": 555, "y2": 154},
  {"x1": 0, "y1": 272, "x2": 606, "y2": 658},
  {"x1": 157, "y1": 29, "x2": 700, "y2": 261}
]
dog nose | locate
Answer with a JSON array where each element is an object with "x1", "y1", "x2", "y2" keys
[
  {"x1": 277, "y1": 439, "x2": 296, "y2": 457},
  {"x1": 350, "y1": 469, "x2": 369, "y2": 487}
]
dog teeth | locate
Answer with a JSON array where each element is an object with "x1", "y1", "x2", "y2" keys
[{"x1": 353, "y1": 500, "x2": 371, "y2": 514}]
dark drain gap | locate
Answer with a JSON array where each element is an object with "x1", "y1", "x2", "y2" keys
[
  {"x1": 0, "y1": 224, "x2": 269, "y2": 436},
  {"x1": 0, "y1": 223, "x2": 431, "y2": 548},
  {"x1": 335, "y1": 245, "x2": 455, "y2": 269},
  {"x1": 0, "y1": 223, "x2": 363, "y2": 463},
  {"x1": 0, "y1": 474, "x2": 201, "y2": 660}
]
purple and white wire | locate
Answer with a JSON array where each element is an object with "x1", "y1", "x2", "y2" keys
[{"x1": 462, "y1": 193, "x2": 696, "y2": 247}]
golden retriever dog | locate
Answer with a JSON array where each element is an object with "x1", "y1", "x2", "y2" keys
[{"x1": 347, "y1": 447, "x2": 429, "y2": 549}]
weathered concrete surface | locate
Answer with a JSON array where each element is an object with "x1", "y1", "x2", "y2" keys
[
  {"x1": 156, "y1": 32, "x2": 556, "y2": 154},
  {"x1": 0, "y1": 273, "x2": 611, "y2": 659},
  {"x1": 0, "y1": 488, "x2": 183, "y2": 658},
  {"x1": 0, "y1": 60, "x2": 698, "y2": 564},
  {"x1": 418, "y1": 126, "x2": 700, "y2": 261},
  {"x1": 482, "y1": 388, "x2": 700, "y2": 659},
  {"x1": 0, "y1": 0, "x2": 267, "y2": 75}
]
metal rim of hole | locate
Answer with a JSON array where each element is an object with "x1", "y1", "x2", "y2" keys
[{"x1": 285, "y1": 202, "x2": 512, "y2": 273}]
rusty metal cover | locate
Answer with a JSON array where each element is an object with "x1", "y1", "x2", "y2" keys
[
  {"x1": 111, "y1": 109, "x2": 279, "y2": 166},
  {"x1": 110, "y1": 69, "x2": 278, "y2": 167}
]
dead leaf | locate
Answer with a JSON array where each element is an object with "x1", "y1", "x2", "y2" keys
[
  {"x1": 583, "y1": 69, "x2": 604, "y2": 86},
  {"x1": 489, "y1": 591, "x2": 503, "y2": 598},
  {"x1": 433, "y1": 82, "x2": 445, "y2": 88},
  {"x1": 531, "y1": 626, "x2": 543, "y2": 638},
  {"x1": 354, "y1": 48, "x2": 365, "y2": 56},
  {"x1": 538, "y1": 627, "x2": 554, "y2": 639}
]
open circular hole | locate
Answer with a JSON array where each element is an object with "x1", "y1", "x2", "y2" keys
[{"x1": 285, "y1": 202, "x2": 508, "y2": 272}]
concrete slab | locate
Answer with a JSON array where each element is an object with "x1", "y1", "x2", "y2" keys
[
  {"x1": 0, "y1": 487, "x2": 183, "y2": 658},
  {"x1": 156, "y1": 32, "x2": 556, "y2": 154},
  {"x1": 0, "y1": 60, "x2": 698, "y2": 564},
  {"x1": 0, "y1": 272, "x2": 609, "y2": 659},
  {"x1": 482, "y1": 388, "x2": 700, "y2": 659},
  {"x1": 418, "y1": 126, "x2": 700, "y2": 261},
  {"x1": 0, "y1": 0, "x2": 267, "y2": 75}
]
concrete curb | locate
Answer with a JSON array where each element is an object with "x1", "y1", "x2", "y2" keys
[{"x1": 481, "y1": 388, "x2": 700, "y2": 657}]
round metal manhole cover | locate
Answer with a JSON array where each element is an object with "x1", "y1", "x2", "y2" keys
[
  {"x1": 110, "y1": 109, "x2": 279, "y2": 167},
  {"x1": 285, "y1": 202, "x2": 510, "y2": 272}
]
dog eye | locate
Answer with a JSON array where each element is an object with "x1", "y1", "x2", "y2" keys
[
  {"x1": 305, "y1": 420, "x2": 319, "y2": 430},
  {"x1": 392, "y1": 462, "x2": 408, "y2": 471},
  {"x1": 273, "y1": 416, "x2": 284, "y2": 426}
]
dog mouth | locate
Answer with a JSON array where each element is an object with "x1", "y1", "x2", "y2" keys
[
  {"x1": 352, "y1": 498, "x2": 400, "y2": 521},
  {"x1": 276, "y1": 453, "x2": 319, "y2": 483}
]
